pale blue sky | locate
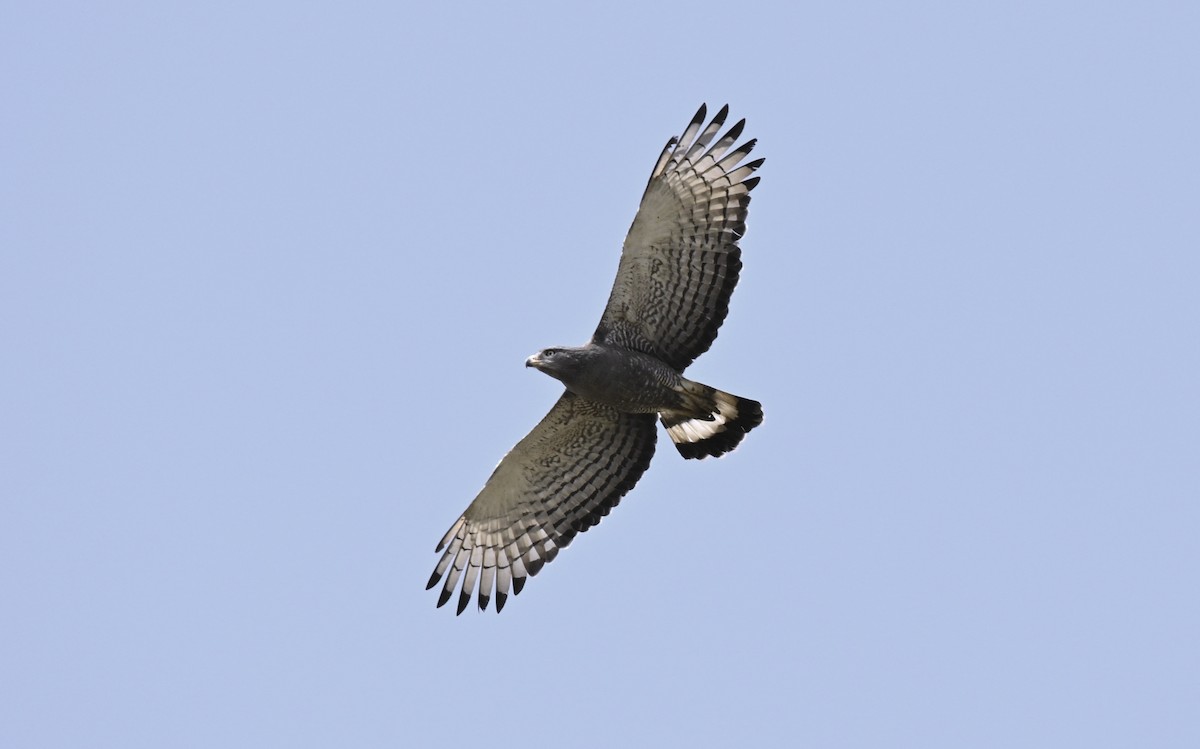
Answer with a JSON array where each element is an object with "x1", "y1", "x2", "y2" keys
[{"x1": 3, "y1": 2, "x2": 1198, "y2": 747}]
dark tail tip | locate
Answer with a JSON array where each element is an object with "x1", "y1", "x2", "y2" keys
[{"x1": 667, "y1": 394, "x2": 763, "y2": 460}]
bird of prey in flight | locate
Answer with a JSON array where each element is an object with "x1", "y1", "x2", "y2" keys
[{"x1": 428, "y1": 104, "x2": 765, "y2": 613}]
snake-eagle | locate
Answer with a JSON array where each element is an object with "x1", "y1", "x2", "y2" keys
[{"x1": 428, "y1": 104, "x2": 765, "y2": 613}]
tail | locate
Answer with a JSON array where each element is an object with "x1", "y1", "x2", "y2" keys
[{"x1": 660, "y1": 381, "x2": 763, "y2": 460}]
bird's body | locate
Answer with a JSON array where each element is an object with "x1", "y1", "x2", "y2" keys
[
  {"x1": 428, "y1": 104, "x2": 766, "y2": 613},
  {"x1": 528, "y1": 343, "x2": 762, "y2": 458},
  {"x1": 527, "y1": 343, "x2": 683, "y2": 413}
]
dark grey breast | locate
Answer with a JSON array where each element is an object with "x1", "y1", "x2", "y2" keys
[
  {"x1": 427, "y1": 393, "x2": 656, "y2": 614},
  {"x1": 593, "y1": 104, "x2": 764, "y2": 372}
]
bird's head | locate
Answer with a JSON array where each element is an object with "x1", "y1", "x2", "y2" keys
[
  {"x1": 525, "y1": 347, "x2": 582, "y2": 383},
  {"x1": 525, "y1": 347, "x2": 560, "y2": 371}
]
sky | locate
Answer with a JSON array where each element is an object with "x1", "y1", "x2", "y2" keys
[{"x1": 2, "y1": 1, "x2": 1198, "y2": 747}]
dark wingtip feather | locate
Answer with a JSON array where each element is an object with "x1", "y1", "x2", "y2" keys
[{"x1": 725, "y1": 119, "x2": 746, "y2": 143}]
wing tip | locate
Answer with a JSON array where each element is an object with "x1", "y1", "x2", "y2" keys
[{"x1": 726, "y1": 118, "x2": 746, "y2": 142}]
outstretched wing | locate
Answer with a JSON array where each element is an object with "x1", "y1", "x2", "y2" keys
[
  {"x1": 594, "y1": 104, "x2": 764, "y2": 371},
  {"x1": 427, "y1": 392, "x2": 657, "y2": 614}
]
